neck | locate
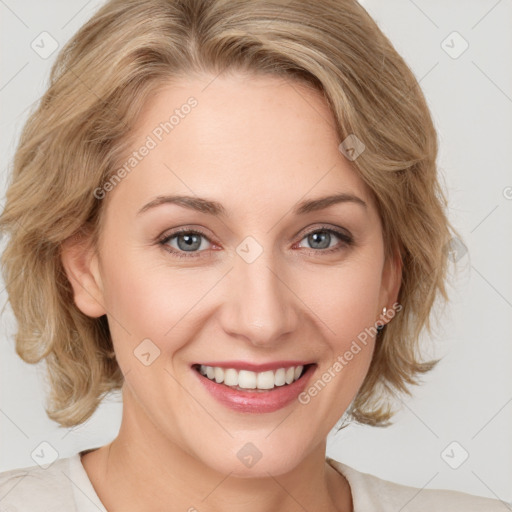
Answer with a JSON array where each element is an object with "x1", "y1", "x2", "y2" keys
[{"x1": 81, "y1": 390, "x2": 352, "y2": 512}]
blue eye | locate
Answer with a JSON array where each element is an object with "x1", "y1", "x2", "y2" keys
[
  {"x1": 296, "y1": 229, "x2": 352, "y2": 252},
  {"x1": 158, "y1": 225, "x2": 353, "y2": 259},
  {"x1": 159, "y1": 229, "x2": 212, "y2": 259}
]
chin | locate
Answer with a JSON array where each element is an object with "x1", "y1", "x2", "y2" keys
[{"x1": 194, "y1": 439, "x2": 312, "y2": 479}]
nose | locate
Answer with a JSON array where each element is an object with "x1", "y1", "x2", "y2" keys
[{"x1": 219, "y1": 249, "x2": 297, "y2": 347}]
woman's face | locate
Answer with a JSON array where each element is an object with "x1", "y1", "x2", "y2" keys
[{"x1": 68, "y1": 73, "x2": 400, "y2": 477}]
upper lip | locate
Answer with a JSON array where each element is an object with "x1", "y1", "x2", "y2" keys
[{"x1": 193, "y1": 361, "x2": 315, "y2": 372}]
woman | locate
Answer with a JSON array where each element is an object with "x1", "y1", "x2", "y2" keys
[{"x1": 0, "y1": 0, "x2": 504, "y2": 510}]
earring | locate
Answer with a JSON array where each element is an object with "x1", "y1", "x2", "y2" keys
[{"x1": 376, "y1": 306, "x2": 387, "y2": 333}]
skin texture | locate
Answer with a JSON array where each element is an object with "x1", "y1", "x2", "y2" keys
[{"x1": 61, "y1": 73, "x2": 402, "y2": 512}]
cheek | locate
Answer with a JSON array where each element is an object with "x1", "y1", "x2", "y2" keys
[
  {"x1": 300, "y1": 254, "x2": 383, "y2": 346},
  {"x1": 99, "y1": 244, "x2": 222, "y2": 367},
  {"x1": 294, "y1": 253, "x2": 383, "y2": 411}
]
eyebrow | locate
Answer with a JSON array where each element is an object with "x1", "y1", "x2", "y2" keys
[{"x1": 136, "y1": 192, "x2": 367, "y2": 217}]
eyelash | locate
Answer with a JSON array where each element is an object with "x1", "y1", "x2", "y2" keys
[{"x1": 157, "y1": 225, "x2": 354, "y2": 260}]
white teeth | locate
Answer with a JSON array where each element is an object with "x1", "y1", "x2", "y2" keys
[
  {"x1": 214, "y1": 367, "x2": 224, "y2": 383},
  {"x1": 197, "y1": 364, "x2": 307, "y2": 390},
  {"x1": 224, "y1": 368, "x2": 238, "y2": 386},
  {"x1": 257, "y1": 370, "x2": 275, "y2": 390},
  {"x1": 274, "y1": 368, "x2": 286, "y2": 386},
  {"x1": 238, "y1": 370, "x2": 257, "y2": 389}
]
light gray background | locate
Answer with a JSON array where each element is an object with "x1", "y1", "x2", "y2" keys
[{"x1": 1, "y1": 0, "x2": 511, "y2": 504}]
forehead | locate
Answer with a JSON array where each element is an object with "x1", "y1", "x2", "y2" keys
[{"x1": 105, "y1": 73, "x2": 375, "y2": 216}]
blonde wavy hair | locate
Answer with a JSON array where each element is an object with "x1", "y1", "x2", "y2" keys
[{"x1": 0, "y1": 0, "x2": 461, "y2": 428}]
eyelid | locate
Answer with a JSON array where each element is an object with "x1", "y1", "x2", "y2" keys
[
  {"x1": 156, "y1": 227, "x2": 217, "y2": 259},
  {"x1": 295, "y1": 223, "x2": 353, "y2": 244},
  {"x1": 157, "y1": 223, "x2": 354, "y2": 258}
]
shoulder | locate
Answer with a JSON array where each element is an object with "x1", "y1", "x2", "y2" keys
[
  {"x1": 0, "y1": 456, "x2": 76, "y2": 511},
  {"x1": 0, "y1": 457, "x2": 73, "y2": 510},
  {"x1": 0, "y1": 451, "x2": 107, "y2": 512},
  {"x1": 327, "y1": 457, "x2": 505, "y2": 512}
]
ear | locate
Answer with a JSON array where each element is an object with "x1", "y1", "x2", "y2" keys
[
  {"x1": 60, "y1": 231, "x2": 107, "y2": 318},
  {"x1": 378, "y1": 245, "x2": 403, "y2": 325}
]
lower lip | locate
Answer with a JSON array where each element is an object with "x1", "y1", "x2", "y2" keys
[{"x1": 193, "y1": 365, "x2": 316, "y2": 413}]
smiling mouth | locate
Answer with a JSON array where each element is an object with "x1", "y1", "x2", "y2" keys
[{"x1": 192, "y1": 363, "x2": 315, "y2": 392}]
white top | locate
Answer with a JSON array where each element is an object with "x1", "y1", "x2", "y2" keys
[{"x1": 0, "y1": 450, "x2": 504, "y2": 511}]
